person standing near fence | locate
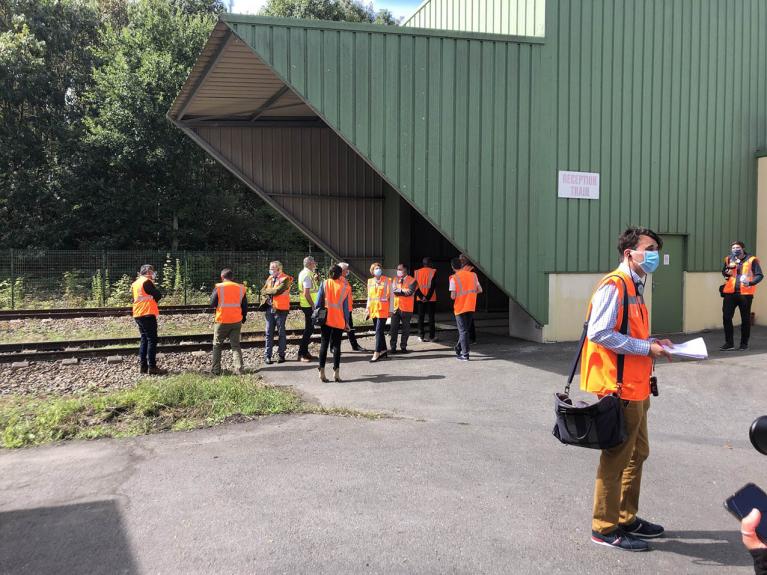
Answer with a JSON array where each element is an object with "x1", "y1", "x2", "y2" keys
[
  {"x1": 131, "y1": 264, "x2": 167, "y2": 375},
  {"x1": 315, "y1": 265, "x2": 351, "y2": 382},
  {"x1": 261, "y1": 260, "x2": 293, "y2": 365},
  {"x1": 415, "y1": 257, "x2": 438, "y2": 342},
  {"x1": 298, "y1": 256, "x2": 319, "y2": 362},
  {"x1": 449, "y1": 257, "x2": 482, "y2": 362},
  {"x1": 339, "y1": 263, "x2": 367, "y2": 352},
  {"x1": 366, "y1": 262, "x2": 392, "y2": 362},
  {"x1": 390, "y1": 263, "x2": 417, "y2": 354},
  {"x1": 210, "y1": 268, "x2": 247, "y2": 375}
]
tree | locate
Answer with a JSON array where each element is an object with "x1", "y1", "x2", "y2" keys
[
  {"x1": 82, "y1": 0, "x2": 307, "y2": 250},
  {"x1": 261, "y1": 0, "x2": 397, "y2": 25},
  {"x1": 0, "y1": 0, "x2": 101, "y2": 248}
]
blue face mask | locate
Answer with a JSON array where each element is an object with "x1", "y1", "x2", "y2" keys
[
  {"x1": 374, "y1": 268, "x2": 383, "y2": 277},
  {"x1": 636, "y1": 250, "x2": 660, "y2": 274}
]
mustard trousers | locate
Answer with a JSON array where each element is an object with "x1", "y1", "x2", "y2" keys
[{"x1": 592, "y1": 397, "x2": 651, "y2": 534}]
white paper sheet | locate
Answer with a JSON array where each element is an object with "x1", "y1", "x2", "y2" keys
[{"x1": 661, "y1": 337, "x2": 708, "y2": 360}]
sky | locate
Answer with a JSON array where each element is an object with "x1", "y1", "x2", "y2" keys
[{"x1": 228, "y1": 0, "x2": 423, "y2": 21}]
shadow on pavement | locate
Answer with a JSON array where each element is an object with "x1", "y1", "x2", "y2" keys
[
  {"x1": 654, "y1": 530, "x2": 752, "y2": 567},
  {"x1": 0, "y1": 500, "x2": 138, "y2": 575}
]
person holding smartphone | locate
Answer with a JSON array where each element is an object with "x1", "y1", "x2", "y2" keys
[
  {"x1": 720, "y1": 241, "x2": 763, "y2": 351},
  {"x1": 741, "y1": 509, "x2": 767, "y2": 573}
]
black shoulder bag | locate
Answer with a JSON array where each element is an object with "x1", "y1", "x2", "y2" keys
[
  {"x1": 552, "y1": 276, "x2": 629, "y2": 450},
  {"x1": 311, "y1": 281, "x2": 328, "y2": 327}
]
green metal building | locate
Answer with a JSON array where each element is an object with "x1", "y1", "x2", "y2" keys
[{"x1": 169, "y1": 0, "x2": 767, "y2": 341}]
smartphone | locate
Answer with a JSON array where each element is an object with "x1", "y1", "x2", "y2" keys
[{"x1": 725, "y1": 483, "x2": 767, "y2": 544}]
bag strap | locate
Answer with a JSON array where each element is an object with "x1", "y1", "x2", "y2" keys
[{"x1": 564, "y1": 275, "x2": 630, "y2": 396}]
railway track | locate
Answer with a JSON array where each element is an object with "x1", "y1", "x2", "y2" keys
[
  {"x1": 0, "y1": 300, "x2": 367, "y2": 321},
  {"x1": 0, "y1": 322, "x2": 467, "y2": 364}
]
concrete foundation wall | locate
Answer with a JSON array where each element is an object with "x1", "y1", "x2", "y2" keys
[
  {"x1": 542, "y1": 273, "x2": 654, "y2": 343},
  {"x1": 756, "y1": 158, "x2": 767, "y2": 327}
]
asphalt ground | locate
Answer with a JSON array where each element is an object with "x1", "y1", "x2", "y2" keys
[{"x1": 1, "y1": 326, "x2": 766, "y2": 574}]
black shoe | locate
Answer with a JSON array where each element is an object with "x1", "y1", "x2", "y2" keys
[
  {"x1": 719, "y1": 343, "x2": 735, "y2": 351},
  {"x1": 739, "y1": 343, "x2": 750, "y2": 351},
  {"x1": 591, "y1": 529, "x2": 650, "y2": 551},
  {"x1": 399, "y1": 348, "x2": 411, "y2": 354},
  {"x1": 389, "y1": 348, "x2": 397, "y2": 355},
  {"x1": 620, "y1": 517, "x2": 665, "y2": 539},
  {"x1": 277, "y1": 357, "x2": 286, "y2": 364},
  {"x1": 456, "y1": 355, "x2": 469, "y2": 362},
  {"x1": 140, "y1": 365, "x2": 148, "y2": 374},
  {"x1": 351, "y1": 345, "x2": 368, "y2": 352},
  {"x1": 265, "y1": 357, "x2": 274, "y2": 365}
]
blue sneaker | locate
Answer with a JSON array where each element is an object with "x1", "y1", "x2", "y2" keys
[
  {"x1": 620, "y1": 517, "x2": 665, "y2": 538},
  {"x1": 456, "y1": 355, "x2": 469, "y2": 362},
  {"x1": 591, "y1": 529, "x2": 650, "y2": 551}
]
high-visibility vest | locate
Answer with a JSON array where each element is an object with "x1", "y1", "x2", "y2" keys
[
  {"x1": 298, "y1": 267, "x2": 319, "y2": 308},
  {"x1": 343, "y1": 277, "x2": 354, "y2": 310},
  {"x1": 723, "y1": 255, "x2": 759, "y2": 295},
  {"x1": 323, "y1": 278, "x2": 350, "y2": 330},
  {"x1": 215, "y1": 281, "x2": 245, "y2": 324},
  {"x1": 414, "y1": 267, "x2": 437, "y2": 302},
  {"x1": 451, "y1": 270, "x2": 479, "y2": 315},
  {"x1": 393, "y1": 275, "x2": 417, "y2": 313},
  {"x1": 267, "y1": 272, "x2": 293, "y2": 311},
  {"x1": 367, "y1": 276, "x2": 392, "y2": 319},
  {"x1": 131, "y1": 277, "x2": 159, "y2": 318},
  {"x1": 580, "y1": 269, "x2": 652, "y2": 402}
]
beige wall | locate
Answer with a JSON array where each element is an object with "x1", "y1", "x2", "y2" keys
[
  {"x1": 542, "y1": 273, "x2": 654, "y2": 343},
  {"x1": 683, "y1": 272, "x2": 725, "y2": 332},
  {"x1": 756, "y1": 157, "x2": 767, "y2": 327}
]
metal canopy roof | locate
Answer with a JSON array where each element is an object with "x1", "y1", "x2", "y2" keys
[{"x1": 169, "y1": 21, "x2": 316, "y2": 123}]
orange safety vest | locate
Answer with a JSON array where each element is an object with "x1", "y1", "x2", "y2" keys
[
  {"x1": 267, "y1": 272, "x2": 293, "y2": 311},
  {"x1": 580, "y1": 270, "x2": 653, "y2": 402},
  {"x1": 323, "y1": 278, "x2": 350, "y2": 330},
  {"x1": 451, "y1": 269, "x2": 479, "y2": 315},
  {"x1": 367, "y1": 276, "x2": 392, "y2": 319},
  {"x1": 414, "y1": 267, "x2": 437, "y2": 302},
  {"x1": 723, "y1": 255, "x2": 759, "y2": 295},
  {"x1": 215, "y1": 281, "x2": 245, "y2": 324},
  {"x1": 343, "y1": 277, "x2": 354, "y2": 310},
  {"x1": 393, "y1": 275, "x2": 417, "y2": 313},
  {"x1": 131, "y1": 277, "x2": 159, "y2": 318}
]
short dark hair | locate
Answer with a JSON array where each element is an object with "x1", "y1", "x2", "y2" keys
[
  {"x1": 220, "y1": 268, "x2": 233, "y2": 280},
  {"x1": 458, "y1": 253, "x2": 470, "y2": 266},
  {"x1": 450, "y1": 257, "x2": 463, "y2": 271},
  {"x1": 731, "y1": 240, "x2": 746, "y2": 249},
  {"x1": 422, "y1": 257, "x2": 432, "y2": 267},
  {"x1": 397, "y1": 263, "x2": 409, "y2": 272},
  {"x1": 329, "y1": 264, "x2": 343, "y2": 280},
  {"x1": 617, "y1": 226, "x2": 663, "y2": 256}
]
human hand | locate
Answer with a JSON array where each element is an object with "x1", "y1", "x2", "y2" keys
[
  {"x1": 743, "y1": 280, "x2": 750, "y2": 287},
  {"x1": 649, "y1": 341, "x2": 672, "y2": 361},
  {"x1": 742, "y1": 509, "x2": 767, "y2": 550}
]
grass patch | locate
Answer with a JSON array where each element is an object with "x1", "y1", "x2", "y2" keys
[{"x1": 0, "y1": 373, "x2": 322, "y2": 448}]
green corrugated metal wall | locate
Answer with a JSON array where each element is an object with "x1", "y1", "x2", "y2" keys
[
  {"x1": 216, "y1": 1, "x2": 767, "y2": 324},
  {"x1": 223, "y1": 16, "x2": 546, "y2": 319},
  {"x1": 538, "y1": 0, "x2": 767, "y2": 276},
  {"x1": 404, "y1": 0, "x2": 545, "y2": 37}
]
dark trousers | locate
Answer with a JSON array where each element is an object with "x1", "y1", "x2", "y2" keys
[
  {"x1": 347, "y1": 313, "x2": 360, "y2": 348},
  {"x1": 299, "y1": 306, "x2": 313, "y2": 356},
  {"x1": 135, "y1": 315, "x2": 158, "y2": 368},
  {"x1": 454, "y1": 312, "x2": 474, "y2": 359},
  {"x1": 319, "y1": 324, "x2": 342, "y2": 369},
  {"x1": 418, "y1": 300, "x2": 436, "y2": 339},
  {"x1": 372, "y1": 317, "x2": 387, "y2": 352},
  {"x1": 265, "y1": 308, "x2": 288, "y2": 359},
  {"x1": 723, "y1": 293, "x2": 753, "y2": 345},
  {"x1": 469, "y1": 316, "x2": 477, "y2": 343},
  {"x1": 390, "y1": 310, "x2": 412, "y2": 350}
]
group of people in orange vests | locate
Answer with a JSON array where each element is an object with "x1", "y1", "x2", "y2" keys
[{"x1": 130, "y1": 254, "x2": 482, "y2": 380}]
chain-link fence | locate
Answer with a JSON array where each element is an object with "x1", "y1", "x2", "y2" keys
[{"x1": 0, "y1": 250, "x2": 355, "y2": 310}]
